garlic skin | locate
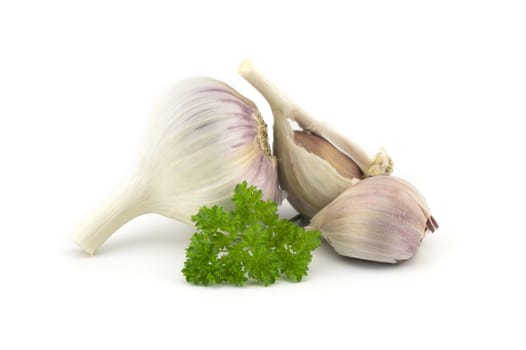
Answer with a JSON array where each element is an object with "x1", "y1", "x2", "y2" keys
[
  {"x1": 74, "y1": 78, "x2": 280, "y2": 255},
  {"x1": 239, "y1": 59, "x2": 393, "y2": 218},
  {"x1": 308, "y1": 176, "x2": 438, "y2": 264}
]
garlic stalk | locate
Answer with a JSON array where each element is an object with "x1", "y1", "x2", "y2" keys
[
  {"x1": 239, "y1": 59, "x2": 393, "y2": 218},
  {"x1": 308, "y1": 176, "x2": 438, "y2": 264},
  {"x1": 74, "y1": 78, "x2": 280, "y2": 255}
]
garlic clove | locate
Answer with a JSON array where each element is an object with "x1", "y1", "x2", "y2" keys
[
  {"x1": 275, "y1": 124, "x2": 359, "y2": 218},
  {"x1": 307, "y1": 176, "x2": 438, "y2": 264},
  {"x1": 239, "y1": 59, "x2": 393, "y2": 218},
  {"x1": 293, "y1": 131, "x2": 363, "y2": 179},
  {"x1": 74, "y1": 78, "x2": 280, "y2": 255}
]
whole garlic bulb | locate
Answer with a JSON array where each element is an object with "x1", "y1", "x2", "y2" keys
[
  {"x1": 239, "y1": 59, "x2": 393, "y2": 218},
  {"x1": 308, "y1": 176, "x2": 438, "y2": 263},
  {"x1": 74, "y1": 78, "x2": 280, "y2": 255}
]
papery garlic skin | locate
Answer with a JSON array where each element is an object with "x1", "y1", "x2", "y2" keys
[
  {"x1": 308, "y1": 176, "x2": 438, "y2": 264},
  {"x1": 293, "y1": 131, "x2": 363, "y2": 179},
  {"x1": 239, "y1": 59, "x2": 393, "y2": 218},
  {"x1": 74, "y1": 78, "x2": 280, "y2": 255}
]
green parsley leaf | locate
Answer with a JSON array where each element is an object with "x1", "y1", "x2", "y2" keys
[{"x1": 182, "y1": 181, "x2": 321, "y2": 286}]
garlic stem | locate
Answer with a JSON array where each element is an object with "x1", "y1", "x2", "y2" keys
[
  {"x1": 238, "y1": 59, "x2": 297, "y2": 115},
  {"x1": 238, "y1": 59, "x2": 391, "y2": 176},
  {"x1": 73, "y1": 180, "x2": 148, "y2": 255}
]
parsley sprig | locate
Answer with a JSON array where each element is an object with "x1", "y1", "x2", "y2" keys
[{"x1": 182, "y1": 181, "x2": 321, "y2": 286}]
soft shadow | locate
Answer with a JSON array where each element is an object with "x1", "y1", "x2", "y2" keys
[
  {"x1": 102, "y1": 225, "x2": 193, "y2": 255},
  {"x1": 67, "y1": 214, "x2": 194, "y2": 257},
  {"x1": 65, "y1": 247, "x2": 93, "y2": 258},
  {"x1": 317, "y1": 239, "x2": 418, "y2": 271},
  {"x1": 341, "y1": 254, "x2": 417, "y2": 269}
]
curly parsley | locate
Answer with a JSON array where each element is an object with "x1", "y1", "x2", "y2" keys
[{"x1": 182, "y1": 181, "x2": 321, "y2": 286}]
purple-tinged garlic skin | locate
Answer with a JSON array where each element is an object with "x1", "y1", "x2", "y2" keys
[{"x1": 308, "y1": 176, "x2": 437, "y2": 264}]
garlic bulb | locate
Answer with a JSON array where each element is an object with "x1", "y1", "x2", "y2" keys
[
  {"x1": 308, "y1": 176, "x2": 438, "y2": 263},
  {"x1": 74, "y1": 78, "x2": 280, "y2": 255},
  {"x1": 239, "y1": 59, "x2": 393, "y2": 218}
]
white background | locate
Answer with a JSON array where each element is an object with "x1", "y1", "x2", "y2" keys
[{"x1": 1, "y1": 1, "x2": 525, "y2": 349}]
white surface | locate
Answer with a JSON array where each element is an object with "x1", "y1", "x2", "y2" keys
[{"x1": 1, "y1": 1, "x2": 525, "y2": 349}]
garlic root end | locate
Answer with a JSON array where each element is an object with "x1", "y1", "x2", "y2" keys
[{"x1": 366, "y1": 151, "x2": 394, "y2": 176}]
